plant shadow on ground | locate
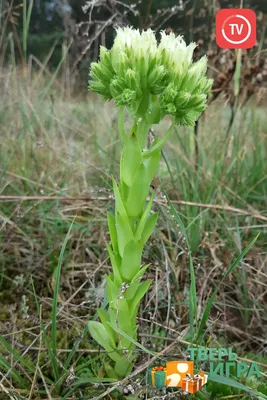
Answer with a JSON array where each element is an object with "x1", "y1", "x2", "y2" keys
[{"x1": 0, "y1": 70, "x2": 267, "y2": 398}]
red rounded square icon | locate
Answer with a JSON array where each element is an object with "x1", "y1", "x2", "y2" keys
[{"x1": 216, "y1": 9, "x2": 256, "y2": 49}]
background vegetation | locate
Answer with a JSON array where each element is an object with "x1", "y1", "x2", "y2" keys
[{"x1": 0, "y1": 0, "x2": 267, "y2": 399}]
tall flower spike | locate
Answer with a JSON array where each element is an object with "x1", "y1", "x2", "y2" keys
[
  {"x1": 89, "y1": 26, "x2": 212, "y2": 126},
  {"x1": 88, "y1": 26, "x2": 213, "y2": 379}
]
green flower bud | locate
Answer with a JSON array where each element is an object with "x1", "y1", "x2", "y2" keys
[
  {"x1": 191, "y1": 56, "x2": 208, "y2": 77},
  {"x1": 90, "y1": 62, "x2": 113, "y2": 84},
  {"x1": 147, "y1": 54, "x2": 158, "y2": 75},
  {"x1": 162, "y1": 82, "x2": 177, "y2": 103},
  {"x1": 110, "y1": 78, "x2": 125, "y2": 98},
  {"x1": 175, "y1": 91, "x2": 191, "y2": 108},
  {"x1": 99, "y1": 46, "x2": 114, "y2": 71},
  {"x1": 111, "y1": 51, "x2": 129, "y2": 75},
  {"x1": 89, "y1": 81, "x2": 111, "y2": 99},
  {"x1": 150, "y1": 85, "x2": 166, "y2": 95},
  {"x1": 125, "y1": 69, "x2": 137, "y2": 91},
  {"x1": 115, "y1": 89, "x2": 136, "y2": 107},
  {"x1": 187, "y1": 93, "x2": 207, "y2": 109},
  {"x1": 198, "y1": 77, "x2": 213, "y2": 94},
  {"x1": 176, "y1": 110, "x2": 199, "y2": 126},
  {"x1": 181, "y1": 70, "x2": 200, "y2": 93},
  {"x1": 166, "y1": 103, "x2": 176, "y2": 114},
  {"x1": 148, "y1": 65, "x2": 166, "y2": 88}
]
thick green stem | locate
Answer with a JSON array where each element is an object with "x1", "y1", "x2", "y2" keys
[{"x1": 88, "y1": 113, "x2": 174, "y2": 378}]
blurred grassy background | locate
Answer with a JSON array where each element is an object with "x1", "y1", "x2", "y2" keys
[
  {"x1": 0, "y1": 76, "x2": 267, "y2": 399},
  {"x1": 0, "y1": 64, "x2": 266, "y2": 343},
  {"x1": 0, "y1": 0, "x2": 267, "y2": 396}
]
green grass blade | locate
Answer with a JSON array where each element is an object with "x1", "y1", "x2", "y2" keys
[
  {"x1": 0, "y1": 335, "x2": 36, "y2": 374},
  {"x1": 0, "y1": 354, "x2": 27, "y2": 387},
  {"x1": 71, "y1": 377, "x2": 117, "y2": 386},
  {"x1": 56, "y1": 327, "x2": 88, "y2": 390},
  {"x1": 23, "y1": 0, "x2": 27, "y2": 59},
  {"x1": 0, "y1": 0, "x2": 3, "y2": 33},
  {"x1": 165, "y1": 192, "x2": 197, "y2": 339},
  {"x1": 39, "y1": 41, "x2": 72, "y2": 102},
  {"x1": 22, "y1": 0, "x2": 33, "y2": 59},
  {"x1": 51, "y1": 217, "x2": 76, "y2": 380},
  {"x1": 234, "y1": 49, "x2": 242, "y2": 98},
  {"x1": 62, "y1": 377, "x2": 117, "y2": 399},
  {"x1": 208, "y1": 373, "x2": 267, "y2": 399},
  {"x1": 195, "y1": 233, "x2": 259, "y2": 342},
  {"x1": 31, "y1": 278, "x2": 56, "y2": 384},
  {"x1": 26, "y1": 0, "x2": 34, "y2": 40},
  {"x1": 63, "y1": 326, "x2": 88, "y2": 371}
]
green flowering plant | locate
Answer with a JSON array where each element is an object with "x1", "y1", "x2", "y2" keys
[{"x1": 88, "y1": 27, "x2": 212, "y2": 379}]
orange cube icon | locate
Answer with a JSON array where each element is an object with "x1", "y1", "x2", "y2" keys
[{"x1": 166, "y1": 361, "x2": 194, "y2": 387}]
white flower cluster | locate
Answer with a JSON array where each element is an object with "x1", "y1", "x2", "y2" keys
[{"x1": 89, "y1": 27, "x2": 213, "y2": 126}]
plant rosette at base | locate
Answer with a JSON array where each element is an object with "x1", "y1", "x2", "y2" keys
[{"x1": 87, "y1": 26, "x2": 212, "y2": 378}]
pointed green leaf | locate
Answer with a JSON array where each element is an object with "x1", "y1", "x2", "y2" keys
[
  {"x1": 132, "y1": 263, "x2": 150, "y2": 281},
  {"x1": 126, "y1": 164, "x2": 150, "y2": 217},
  {"x1": 109, "y1": 307, "x2": 117, "y2": 325},
  {"x1": 87, "y1": 321, "x2": 121, "y2": 362},
  {"x1": 116, "y1": 212, "x2": 134, "y2": 257},
  {"x1": 125, "y1": 280, "x2": 141, "y2": 301},
  {"x1": 112, "y1": 178, "x2": 127, "y2": 217},
  {"x1": 129, "y1": 280, "x2": 152, "y2": 315},
  {"x1": 120, "y1": 240, "x2": 142, "y2": 282},
  {"x1": 139, "y1": 213, "x2": 158, "y2": 247},
  {"x1": 97, "y1": 308, "x2": 117, "y2": 346},
  {"x1": 106, "y1": 243, "x2": 122, "y2": 286},
  {"x1": 119, "y1": 326, "x2": 138, "y2": 351},
  {"x1": 119, "y1": 180, "x2": 130, "y2": 204},
  {"x1": 120, "y1": 337, "x2": 135, "y2": 352},
  {"x1": 103, "y1": 361, "x2": 119, "y2": 379},
  {"x1": 143, "y1": 148, "x2": 161, "y2": 183},
  {"x1": 106, "y1": 275, "x2": 119, "y2": 304},
  {"x1": 117, "y1": 298, "x2": 132, "y2": 332},
  {"x1": 114, "y1": 357, "x2": 133, "y2": 378},
  {"x1": 107, "y1": 212, "x2": 118, "y2": 254},
  {"x1": 135, "y1": 193, "x2": 155, "y2": 240},
  {"x1": 121, "y1": 132, "x2": 142, "y2": 187}
]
